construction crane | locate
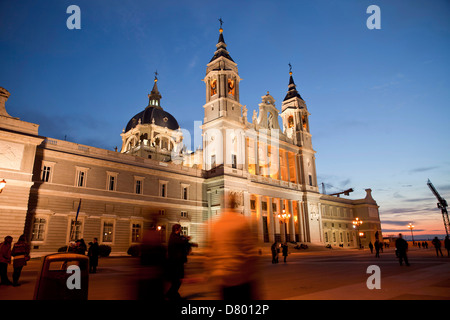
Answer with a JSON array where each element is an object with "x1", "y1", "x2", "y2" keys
[
  {"x1": 427, "y1": 179, "x2": 450, "y2": 236},
  {"x1": 329, "y1": 188, "x2": 354, "y2": 197}
]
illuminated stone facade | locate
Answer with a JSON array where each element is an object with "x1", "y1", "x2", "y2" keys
[{"x1": 0, "y1": 28, "x2": 382, "y2": 255}]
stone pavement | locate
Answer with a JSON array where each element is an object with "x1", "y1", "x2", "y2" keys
[{"x1": 0, "y1": 246, "x2": 449, "y2": 300}]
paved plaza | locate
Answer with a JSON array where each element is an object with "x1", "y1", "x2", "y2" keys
[{"x1": 0, "y1": 245, "x2": 449, "y2": 301}]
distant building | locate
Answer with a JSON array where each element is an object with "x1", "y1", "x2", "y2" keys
[{"x1": 0, "y1": 26, "x2": 382, "y2": 255}]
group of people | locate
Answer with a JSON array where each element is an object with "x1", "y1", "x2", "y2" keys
[
  {"x1": 138, "y1": 223, "x2": 194, "y2": 301},
  {"x1": 271, "y1": 242, "x2": 289, "y2": 264},
  {"x1": 380, "y1": 234, "x2": 450, "y2": 267},
  {"x1": 368, "y1": 239, "x2": 384, "y2": 258},
  {"x1": 0, "y1": 235, "x2": 30, "y2": 287},
  {"x1": 69, "y1": 238, "x2": 100, "y2": 273}
]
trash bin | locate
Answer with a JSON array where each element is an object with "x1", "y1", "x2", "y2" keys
[{"x1": 33, "y1": 253, "x2": 89, "y2": 300}]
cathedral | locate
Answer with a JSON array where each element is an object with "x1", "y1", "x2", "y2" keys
[{"x1": 0, "y1": 25, "x2": 382, "y2": 255}]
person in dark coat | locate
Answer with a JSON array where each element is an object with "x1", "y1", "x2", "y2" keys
[
  {"x1": 445, "y1": 236, "x2": 450, "y2": 257},
  {"x1": 374, "y1": 240, "x2": 381, "y2": 258},
  {"x1": 282, "y1": 243, "x2": 289, "y2": 263},
  {"x1": 368, "y1": 242, "x2": 374, "y2": 254},
  {"x1": 75, "y1": 239, "x2": 87, "y2": 255},
  {"x1": 138, "y1": 228, "x2": 167, "y2": 300},
  {"x1": 271, "y1": 242, "x2": 278, "y2": 264},
  {"x1": 0, "y1": 236, "x2": 13, "y2": 285},
  {"x1": 431, "y1": 237, "x2": 443, "y2": 257},
  {"x1": 395, "y1": 233, "x2": 409, "y2": 266},
  {"x1": 166, "y1": 223, "x2": 190, "y2": 301},
  {"x1": 88, "y1": 238, "x2": 99, "y2": 273},
  {"x1": 11, "y1": 235, "x2": 30, "y2": 286}
]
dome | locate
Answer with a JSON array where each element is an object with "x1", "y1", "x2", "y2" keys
[{"x1": 125, "y1": 106, "x2": 179, "y2": 132}]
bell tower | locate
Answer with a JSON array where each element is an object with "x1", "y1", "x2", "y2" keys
[
  {"x1": 202, "y1": 20, "x2": 245, "y2": 171},
  {"x1": 280, "y1": 65, "x2": 318, "y2": 190},
  {"x1": 203, "y1": 20, "x2": 242, "y2": 124},
  {"x1": 280, "y1": 65, "x2": 311, "y2": 149}
]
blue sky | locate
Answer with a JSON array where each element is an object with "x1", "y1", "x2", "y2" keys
[{"x1": 1, "y1": 0, "x2": 449, "y2": 238}]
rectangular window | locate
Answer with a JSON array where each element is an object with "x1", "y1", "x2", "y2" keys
[
  {"x1": 135, "y1": 179, "x2": 142, "y2": 194},
  {"x1": 107, "y1": 172, "x2": 118, "y2": 191},
  {"x1": 272, "y1": 202, "x2": 277, "y2": 213},
  {"x1": 181, "y1": 226, "x2": 188, "y2": 236},
  {"x1": 250, "y1": 199, "x2": 256, "y2": 210},
  {"x1": 261, "y1": 201, "x2": 267, "y2": 211},
  {"x1": 181, "y1": 211, "x2": 188, "y2": 218},
  {"x1": 108, "y1": 175, "x2": 115, "y2": 191},
  {"x1": 42, "y1": 166, "x2": 51, "y2": 182},
  {"x1": 308, "y1": 174, "x2": 313, "y2": 186},
  {"x1": 32, "y1": 218, "x2": 46, "y2": 241},
  {"x1": 159, "y1": 209, "x2": 165, "y2": 216},
  {"x1": 232, "y1": 154, "x2": 237, "y2": 169},
  {"x1": 75, "y1": 167, "x2": 89, "y2": 187},
  {"x1": 160, "y1": 182, "x2": 167, "y2": 197},
  {"x1": 131, "y1": 223, "x2": 142, "y2": 243},
  {"x1": 181, "y1": 184, "x2": 189, "y2": 200},
  {"x1": 102, "y1": 221, "x2": 114, "y2": 242},
  {"x1": 69, "y1": 219, "x2": 83, "y2": 241}
]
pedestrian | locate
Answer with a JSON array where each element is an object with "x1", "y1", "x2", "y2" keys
[
  {"x1": 271, "y1": 242, "x2": 278, "y2": 264},
  {"x1": 445, "y1": 236, "x2": 450, "y2": 257},
  {"x1": 88, "y1": 238, "x2": 99, "y2": 273},
  {"x1": 418, "y1": 242, "x2": 421, "y2": 249},
  {"x1": 431, "y1": 237, "x2": 443, "y2": 257},
  {"x1": 76, "y1": 239, "x2": 87, "y2": 255},
  {"x1": 282, "y1": 243, "x2": 288, "y2": 263},
  {"x1": 395, "y1": 233, "x2": 409, "y2": 266},
  {"x1": 374, "y1": 239, "x2": 381, "y2": 258},
  {"x1": 11, "y1": 235, "x2": 30, "y2": 286},
  {"x1": 166, "y1": 223, "x2": 190, "y2": 301},
  {"x1": 138, "y1": 228, "x2": 166, "y2": 300},
  {"x1": 208, "y1": 193, "x2": 260, "y2": 300},
  {"x1": 0, "y1": 236, "x2": 13, "y2": 285},
  {"x1": 369, "y1": 242, "x2": 374, "y2": 254}
]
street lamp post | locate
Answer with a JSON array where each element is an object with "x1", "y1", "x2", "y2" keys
[
  {"x1": 408, "y1": 223, "x2": 415, "y2": 245},
  {"x1": 353, "y1": 217, "x2": 363, "y2": 248},
  {"x1": 278, "y1": 209, "x2": 291, "y2": 242}
]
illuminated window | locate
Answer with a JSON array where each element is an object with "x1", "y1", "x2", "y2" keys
[
  {"x1": 210, "y1": 79, "x2": 217, "y2": 96},
  {"x1": 102, "y1": 221, "x2": 114, "y2": 243},
  {"x1": 228, "y1": 79, "x2": 235, "y2": 95},
  {"x1": 131, "y1": 223, "x2": 142, "y2": 243}
]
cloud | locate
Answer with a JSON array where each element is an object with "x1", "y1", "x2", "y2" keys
[{"x1": 409, "y1": 166, "x2": 439, "y2": 173}]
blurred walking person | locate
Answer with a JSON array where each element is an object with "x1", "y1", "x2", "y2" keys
[
  {"x1": 271, "y1": 242, "x2": 278, "y2": 264},
  {"x1": 374, "y1": 239, "x2": 381, "y2": 258},
  {"x1": 88, "y1": 238, "x2": 99, "y2": 273},
  {"x1": 432, "y1": 237, "x2": 443, "y2": 257},
  {"x1": 138, "y1": 228, "x2": 166, "y2": 300},
  {"x1": 11, "y1": 235, "x2": 30, "y2": 286},
  {"x1": 166, "y1": 223, "x2": 190, "y2": 301},
  {"x1": 395, "y1": 234, "x2": 409, "y2": 266},
  {"x1": 282, "y1": 243, "x2": 289, "y2": 263},
  {"x1": 445, "y1": 236, "x2": 450, "y2": 257},
  {"x1": 208, "y1": 193, "x2": 260, "y2": 300},
  {"x1": 0, "y1": 236, "x2": 13, "y2": 285}
]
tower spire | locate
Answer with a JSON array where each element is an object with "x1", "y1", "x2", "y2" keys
[
  {"x1": 210, "y1": 18, "x2": 234, "y2": 62},
  {"x1": 148, "y1": 70, "x2": 162, "y2": 109},
  {"x1": 283, "y1": 63, "x2": 303, "y2": 101}
]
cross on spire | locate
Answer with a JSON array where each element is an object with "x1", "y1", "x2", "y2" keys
[
  {"x1": 154, "y1": 70, "x2": 158, "y2": 81},
  {"x1": 288, "y1": 63, "x2": 292, "y2": 73},
  {"x1": 218, "y1": 18, "x2": 223, "y2": 28}
]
